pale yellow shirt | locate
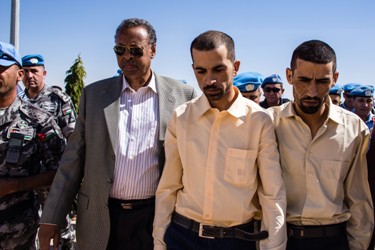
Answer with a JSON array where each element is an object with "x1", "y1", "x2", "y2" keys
[
  {"x1": 268, "y1": 100, "x2": 374, "y2": 250},
  {"x1": 154, "y1": 89, "x2": 287, "y2": 250}
]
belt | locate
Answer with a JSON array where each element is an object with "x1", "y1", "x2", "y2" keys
[
  {"x1": 287, "y1": 222, "x2": 346, "y2": 239},
  {"x1": 0, "y1": 198, "x2": 34, "y2": 222},
  {"x1": 172, "y1": 212, "x2": 268, "y2": 241},
  {"x1": 108, "y1": 197, "x2": 155, "y2": 210}
]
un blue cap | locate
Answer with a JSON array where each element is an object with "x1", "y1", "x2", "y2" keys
[
  {"x1": 342, "y1": 83, "x2": 361, "y2": 93},
  {"x1": 233, "y1": 72, "x2": 263, "y2": 92},
  {"x1": 350, "y1": 85, "x2": 374, "y2": 97},
  {"x1": 329, "y1": 85, "x2": 343, "y2": 95},
  {"x1": 262, "y1": 74, "x2": 283, "y2": 88},
  {"x1": 0, "y1": 41, "x2": 22, "y2": 67},
  {"x1": 22, "y1": 54, "x2": 45, "y2": 67}
]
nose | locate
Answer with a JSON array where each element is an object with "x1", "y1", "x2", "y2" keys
[
  {"x1": 205, "y1": 73, "x2": 217, "y2": 86},
  {"x1": 25, "y1": 71, "x2": 33, "y2": 79},
  {"x1": 307, "y1": 82, "x2": 318, "y2": 97},
  {"x1": 122, "y1": 49, "x2": 133, "y2": 60},
  {"x1": 206, "y1": 79, "x2": 216, "y2": 86}
]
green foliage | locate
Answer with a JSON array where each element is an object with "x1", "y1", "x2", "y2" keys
[{"x1": 65, "y1": 55, "x2": 86, "y2": 113}]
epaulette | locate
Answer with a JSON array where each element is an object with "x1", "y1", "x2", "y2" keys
[
  {"x1": 48, "y1": 86, "x2": 71, "y2": 103},
  {"x1": 19, "y1": 102, "x2": 50, "y2": 124}
]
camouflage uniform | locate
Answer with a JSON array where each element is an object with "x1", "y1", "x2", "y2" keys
[
  {"x1": 26, "y1": 85, "x2": 76, "y2": 139},
  {"x1": 0, "y1": 97, "x2": 65, "y2": 250},
  {"x1": 28, "y1": 86, "x2": 77, "y2": 250},
  {"x1": 26, "y1": 85, "x2": 77, "y2": 249}
]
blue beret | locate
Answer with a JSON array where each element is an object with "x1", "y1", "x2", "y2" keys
[
  {"x1": 0, "y1": 41, "x2": 22, "y2": 67},
  {"x1": 329, "y1": 85, "x2": 343, "y2": 95},
  {"x1": 22, "y1": 54, "x2": 44, "y2": 67},
  {"x1": 262, "y1": 74, "x2": 283, "y2": 88},
  {"x1": 233, "y1": 72, "x2": 263, "y2": 92},
  {"x1": 342, "y1": 83, "x2": 361, "y2": 92},
  {"x1": 350, "y1": 85, "x2": 374, "y2": 97}
]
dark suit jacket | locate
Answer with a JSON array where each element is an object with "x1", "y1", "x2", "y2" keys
[
  {"x1": 367, "y1": 128, "x2": 375, "y2": 247},
  {"x1": 40, "y1": 73, "x2": 197, "y2": 250}
]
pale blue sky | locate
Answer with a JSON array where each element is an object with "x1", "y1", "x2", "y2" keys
[{"x1": 1, "y1": 0, "x2": 375, "y2": 98}]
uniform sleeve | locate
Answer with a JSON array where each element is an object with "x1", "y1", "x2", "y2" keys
[
  {"x1": 37, "y1": 117, "x2": 66, "y2": 170},
  {"x1": 257, "y1": 114, "x2": 287, "y2": 250},
  {"x1": 40, "y1": 88, "x2": 86, "y2": 227},
  {"x1": 59, "y1": 99, "x2": 77, "y2": 139},
  {"x1": 345, "y1": 123, "x2": 374, "y2": 249},
  {"x1": 153, "y1": 112, "x2": 184, "y2": 250}
]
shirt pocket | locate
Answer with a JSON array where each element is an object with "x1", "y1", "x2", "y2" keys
[
  {"x1": 224, "y1": 148, "x2": 257, "y2": 187},
  {"x1": 321, "y1": 160, "x2": 350, "y2": 182}
]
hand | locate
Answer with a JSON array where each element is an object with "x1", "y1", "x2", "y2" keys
[{"x1": 38, "y1": 224, "x2": 61, "y2": 250}]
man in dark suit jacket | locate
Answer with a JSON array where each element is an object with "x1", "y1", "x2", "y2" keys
[
  {"x1": 38, "y1": 18, "x2": 196, "y2": 250},
  {"x1": 367, "y1": 128, "x2": 375, "y2": 249}
]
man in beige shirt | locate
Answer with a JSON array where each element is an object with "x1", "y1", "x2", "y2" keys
[
  {"x1": 153, "y1": 30, "x2": 287, "y2": 250},
  {"x1": 268, "y1": 40, "x2": 373, "y2": 250}
]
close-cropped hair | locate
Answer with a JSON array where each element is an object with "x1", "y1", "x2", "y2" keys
[
  {"x1": 190, "y1": 30, "x2": 236, "y2": 62},
  {"x1": 114, "y1": 18, "x2": 157, "y2": 44},
  {"x1": 290, "y1": 39, "x2": 337, "y2": 73}
]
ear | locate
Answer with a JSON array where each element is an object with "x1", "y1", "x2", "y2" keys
[
  {"x1": 150, "y1": 43, "x2": 156, "y2": 59},
  {"x1": 286, "y1": 68, "x2": 293, "y2": 85},
  {"x1": 233, "y1": 60, "x2": 240, "y2": 76},
  {"x1": 333, "y1": 71, "x2": 339, "y2": 84},
  {"x1": 17, "y1": 68, "x2": 24, "y2": 81}
]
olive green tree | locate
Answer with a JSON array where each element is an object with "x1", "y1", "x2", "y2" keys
[{"x1": 65, "y1": 55, "x2": 86, "y2": 113}]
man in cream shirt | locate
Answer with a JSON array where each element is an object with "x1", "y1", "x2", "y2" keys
[
  {"x1": 153, "y1": 30, "x2": 286, "y2": 250},
  {"x1": 268, "y1": 40, "x2": 373, "y2": 250}
]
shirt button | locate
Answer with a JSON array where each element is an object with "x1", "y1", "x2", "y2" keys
[{"x1": 107, "y1": 178, "x2": 113, "y2": 184}]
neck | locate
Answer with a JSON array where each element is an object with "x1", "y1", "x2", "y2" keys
[
  {"x1": 126, "y1": 70, "x2": 152, "y2": 91},
  {"x1": 294, "y1": 101, "x2": 329, "y2": 138},
  {"x1": 210, "y1": 87, "x2": 237, "y2": 111},
  {"x1": 27, "y1": 83, "x2": 45, "y2": 99},
  {"x1": 0, "y1": 93, "x2": 17, "y2": 108}
]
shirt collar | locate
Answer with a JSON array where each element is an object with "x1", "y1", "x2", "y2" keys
[
  {"x1": 280, "y1": 98, "x2": 343, "y2": 125},
  {"x1": 365, "y1": 112, "x2": 374, "y2": 123},
  {"x1": 121, "y1": 71, "x2": 157, "y2": 94},
  {"x1": 194, "y1": 87, "x2": 249, "y2": 120}
]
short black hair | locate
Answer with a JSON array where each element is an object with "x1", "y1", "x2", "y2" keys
[
  {"x1": 190, "y1": 30, "x2": 235, "y2": 62},
  {"x1": 290, "y1": 40, "x2": 336, "y2": 72},
  {"x1": 114, "y1": 18, "x2": 157, "y2": 44}
]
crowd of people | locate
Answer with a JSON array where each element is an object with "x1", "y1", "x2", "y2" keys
[{"x1": 0, "y1": 17, "x2": 374, "y2": 250}]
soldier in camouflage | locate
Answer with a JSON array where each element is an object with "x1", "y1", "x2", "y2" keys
[
  {"x1": 0, "y1": 42, "x2": 65, "y2": 249},
  {"x1": 22, "y1": 54, "x2": 77, "y2": 249},
  {"x1": 22, "y1": 54, "x2": 76, "y2": 139}
]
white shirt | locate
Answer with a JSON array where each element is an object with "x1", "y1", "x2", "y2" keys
[{"x1": 110, "y1": 74, "x2": 160, "y2": 200}]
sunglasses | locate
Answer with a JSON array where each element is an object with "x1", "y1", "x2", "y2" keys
[
  {"x1": 264, "y1": 87, "x2": 281, "y2": 93},
  {"x1": 0, "y1": 49, "x2": 21, "y2": 67},
  {"x1": 113, "y1": 45, "x2": 144, "y2": 58}
]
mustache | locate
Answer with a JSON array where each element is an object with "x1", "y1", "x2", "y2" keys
[
  {"x1": 301, "y1": 96, "x2": 321, "y2": 101},
  {"x1": 121, "y1": 60, "x2": 137, "y2": 68},
  {"x1": 203, "y1": 85, "x2": 220, "y2": 91}
]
